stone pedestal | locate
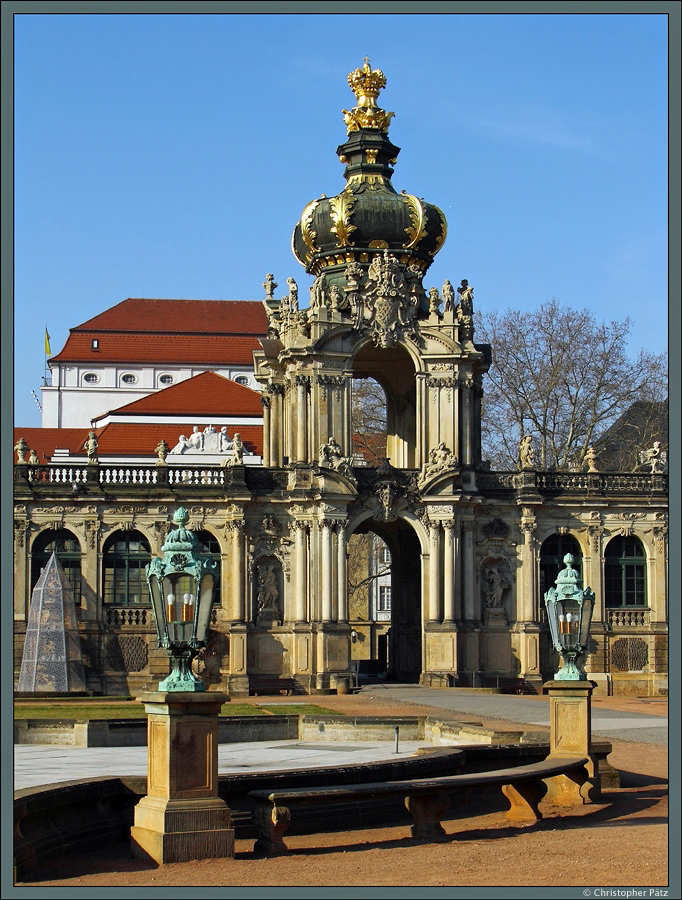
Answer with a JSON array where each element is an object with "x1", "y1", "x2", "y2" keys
[
  {"x1": 131, "y1": 691, "x2": 234, "y2": 865},
  {"x1": 542, "y1": 680, "x2": 600, "y2": 803}
]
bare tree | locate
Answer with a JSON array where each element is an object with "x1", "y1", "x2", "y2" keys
[
  {"x1": 476, "y1": 300, "x2": 667, "y2": 471},
  {"x1": 351, "y1": 377, "x2": 388, "y2": 464}
]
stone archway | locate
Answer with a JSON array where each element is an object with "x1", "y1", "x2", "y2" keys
[{"x1": 348, "y1": 515, "x2": 423, "y2": 683}]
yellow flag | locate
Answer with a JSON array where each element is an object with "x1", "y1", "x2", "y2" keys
[{"x1": 45, "y1": 328, "x2": 51, "y2": 357}]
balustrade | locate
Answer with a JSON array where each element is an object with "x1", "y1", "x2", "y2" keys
[{"x1": 608, "y1": 608, "x2": 650, "y2": 628}]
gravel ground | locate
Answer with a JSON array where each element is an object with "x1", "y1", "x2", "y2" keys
[{"x1": 13, "y1": 690, "x2": 670, "y2": 890}]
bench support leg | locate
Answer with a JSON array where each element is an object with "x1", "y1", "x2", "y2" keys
[
  {"x1": 405, "y1": 794, "x2": 451, "y2": 841},
  {"x1": 501, "y1": 778, "x2": 546, "y2": 822},
  {"x1": 544, "y1": 765, "x2": 594, "y2": 806},
  {"x1": 252, "y1": 803, "x2": 291, "y2": 856}
]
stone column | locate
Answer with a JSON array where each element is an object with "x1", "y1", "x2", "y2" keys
[
  {"x1": 336, "y1": 524, "x2": 348, "y2": 623},
  {"x1": 261, "y1": 394, "x2": 271, "y2": 467},
  {"x1": 231, "y1": 521, "x2": 246, "y2": 622},
  {"x1": 321, "y1": 520, "x2": 333, "y2": 623},
  {"x1": 428, "y1": 522, "x2": 441, "y2": 623},
  {"x1": 131, "y1": 691, "x2": 234, "y2": 865},
  {"x1": 295, "y1": 375, "x2": 308, "y2": 464},
  {"x1": 443, "y1": 521, "x2": 456, "y2": 623},
  {"x1": 293, "y1": 521, "x2": 308, "y2": 623},
  {"x1": 519, "y1": 512, "x2": 537, "y2": 623},
  {"x1": 461, "y1": 373, "x2": 473, "y2": 468},
  {"x1": 542, "y1": 680, "x2": 600, "y2": 803},
  {"x1": 462, "y1": 520, "x2": 476, "y2": 621}
]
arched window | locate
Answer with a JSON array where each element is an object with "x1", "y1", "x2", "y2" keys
[
  {"x1": 31, "y1": 529, "x2": 82, "y2": 605},
  {"x1": 103, "y1": 531, "x2": 151, "y2": 606},
  {"x1": 605, "y1": 536, "x2": 647, "y2": 607},
  {"x1": 539, "y1": 533, "x2": 582, "y2": 599},
  {"x1": 195, "y1": 530, "x2": 222, "y2": 605}
]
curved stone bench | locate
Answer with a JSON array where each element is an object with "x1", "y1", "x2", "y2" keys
[{"x1": 248, "y1": 756, "x2": 592, "y2": 856}]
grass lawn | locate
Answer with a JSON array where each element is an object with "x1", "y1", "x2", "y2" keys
[{"x1": 13, "y1": 701, "x2": 341, "y2": 720}]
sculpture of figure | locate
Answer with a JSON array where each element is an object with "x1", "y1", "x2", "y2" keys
[
  {"x1": 329, "y1": 284, "x2": 344, "y2": 310},
  {"x1": 231, "y1": 433, "x2": 244, "y2": 464},
  {"x1": 319, "y1": 436, "x2": 354, "y2": 479},
  {"x1": 14, "y1": 437, "x2": 29, "y2": 463},
  {"x1": 263, "y1": 273, "x2": 277, "y2": 299},
  {"x1": 457, "y1": 279, "x2": 474, "y2": 316},
  {"x1": 83, "y1": 430, "x2": 98, "y2": 461},
  {"x1": 155, "y1": 440, "x2": 169, "y2": 464},
  {"x1": 257, "y1": 564, "x2": 279, "y2": 617},
  {"x1": 428, "y1": 287, "x2": 441, "y2": 316},
  {"x1": 310, "y1": 275, "x2": 327, "y2": 310},
  {"x1": 188, "y1": 426, "x2": 204, "y2": 450},
  {"x1": 421, "y1": 442, "x2": 458, "y2": 480},
  {"x1": 519, "y1": 434, "x2": 534, "y2": 469},
  {"x1": 219, "y1": 426, "x2": 232, "y2": 452},
  {"x1": 642, "y1": 441, "x2": 666, "y2": 473},
  {"x1": 28, "y1": 449, "x2": 39, "y2": 465},
  {"x1": 442, "y1": 279, "x2": 455, "y2": 312},
  {"x1": 170, "y1": 435, "x2": 190, "y2": 454},
  {"x1": 485, "y1": 565, "x2": 510, "y2": 608},
  {"x1": 584, "y1": 446, "x2": 599, "y2": 473},
  {"x1": 286, "y1": 277, "x2": 298, "y2": 312}
]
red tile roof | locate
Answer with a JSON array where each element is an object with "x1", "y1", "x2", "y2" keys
[
  {"x1": 105, "y1": 371, "x2": 264, "y2": 417},
  {"x1": 13, "y1": 428, "x2": 89, "y2": 465},
  {"x1": 49, "y1": 298, "x2": 268, "y2": 364},
  {"x1": 95, "y1": 423, "x2": 263, "y2": 457},
  {"x1": 74, "y1": 298, "x2": 268, "y2": 334},
  {"x1": 14, "y1": 424, "x2": 263, "y2": 460},
  {"x1": 50, "y1": 333, "x2": 263, "y2": 365}
]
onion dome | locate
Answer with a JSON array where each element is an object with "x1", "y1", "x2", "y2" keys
[{"x1": 292, "y1": 59, "x2": 447, "y2": 282}]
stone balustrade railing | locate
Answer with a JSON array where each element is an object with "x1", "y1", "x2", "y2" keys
[
  {"x1": 15, "y1": 463, "x2": 667, "y2": 496},
  {"x1": 105, "y1": 607, "x2": 151, "y2": 627},
  {"x1": 607, "y1": 608, "x2": 650, "y2": 628}
]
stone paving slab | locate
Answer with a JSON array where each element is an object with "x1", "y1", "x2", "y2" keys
[{"x1": 13, "y1": 739, "x2": 433, "y2": 791}]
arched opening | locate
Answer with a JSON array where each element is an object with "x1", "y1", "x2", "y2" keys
[
  {"x1": 195, "y1": 530, "x2": 222, "y2": 606},
  {"x1": 352, "y1": 343, "x2": 417, "y2": 468},
  {"x1": 351, "y1": 377, "x2": 387, "y2": 464},
  {"x1": 605, "y1": 536, "x2": 647, "y2": 607},
  {"x1": 539, "y1": 533, "x2": 582, "y2": 599},
  {"x1": 347, "y1": 516, "x2": 422, "y2": 683},
  {"x1": 102, "y1": 530, "x2": 151, "y2": 606},
  {"x1": 31, "y1": 529, "x2": 82, "y2": 605}
]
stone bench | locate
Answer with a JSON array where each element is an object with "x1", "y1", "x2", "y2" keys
[{"x1": 248, "y1": 756, "x2": 591, "y2": 856}]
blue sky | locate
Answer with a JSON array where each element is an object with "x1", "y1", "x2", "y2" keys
[{"x1": 13, "y1": 11, "x2": 669, "y2": 427}]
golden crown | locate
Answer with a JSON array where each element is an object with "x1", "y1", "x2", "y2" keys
[
  {"x1": 347, "y1": 57, "x2": 386, "y2": 107},
  {"x1": 343, "y1": 58, "x2": 394, "y2": 134}
]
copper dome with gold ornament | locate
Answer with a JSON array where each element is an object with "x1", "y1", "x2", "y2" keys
[{"x1": 292, "y1": 60, "x2": 448, "y2": 289}]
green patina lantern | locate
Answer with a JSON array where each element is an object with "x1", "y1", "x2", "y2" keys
[
  {"x1": 544, "y1": 553, "x2": 595, "y2": 681},
  {"x1": 145, "y1": 508, "x2": 218, "y2": 691}
]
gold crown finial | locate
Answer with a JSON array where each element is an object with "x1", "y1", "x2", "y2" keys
[{"x1": 343, "y1": 59, "x2": 394, "y2": 134}]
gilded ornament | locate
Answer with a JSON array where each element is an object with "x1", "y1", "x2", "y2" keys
[
  {"x1": 329, "y1": 192, "x2": 357, "y2": 247},
  {"x1": 343, "y1": 58, "x2": 395, "y2": 134},
  {"x1": 432, "y1": 206, "x2": 448, "y2": 255},
  {"x1": 402, "y1": 194, "x2": 428, "y2": 248},
  {"x1": 299, "y1": 198, "x2": 322, "y2": 258}
]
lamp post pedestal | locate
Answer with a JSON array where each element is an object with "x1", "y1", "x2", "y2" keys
[
  {"x1": 131, "y1": 691, "x2": 234, "y2": 865},
  {"x1": 542, "y1": 679, "x2": 600, "y2": 804}
]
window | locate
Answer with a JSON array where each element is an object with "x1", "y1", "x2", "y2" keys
[
  {"x1": 235, "y1": 376, "x2": 249, "y2": 386},
  {"x1": 195, "y1": 530, "x2": 222, "y2": 605},
  {"x1": 91, "y1": 339, "x2": 99, "y2": 350},
  {"x1": 103, "y1": 531, "x2": 151, "y2": 605},
  {"x1": 159, "y1": 374, "x2": 174, "y2": 386},
  {"x1": 121, "y1": 374, "x2": 138, "y2": 385},
  {"x1": 605, "y1": 536, "x2": 646, "y2": 608},
  {"x1": 84, "y1": 373, "x2": 99, "y2": 384},
  {"x1": 31, "y1": 529, "x2": 82, "y2": 605},
  {"x1": 378, "y1": 585, "x2": 392, "y2": 611},
  {"x1": 539, "y1": 533, "x2": 581, "y2": 599}
]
